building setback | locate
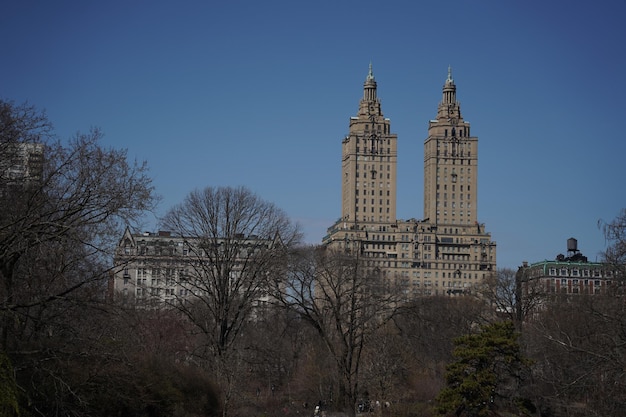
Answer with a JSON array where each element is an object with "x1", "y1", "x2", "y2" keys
[{"x1": 323, "y1": 66, "x2": 496, "y2": 297}]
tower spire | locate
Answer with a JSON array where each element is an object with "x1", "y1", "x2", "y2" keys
[
  {"x1": 447, "y1": 65, "x2": 453, "y2": 83},
  {"x1": 367, "y1": 61, "x2": 375, "y2": 81}
]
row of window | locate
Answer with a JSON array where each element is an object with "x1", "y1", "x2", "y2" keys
[
  {"x1": 437, "y1": 176, "x2": 470, "y2": 184},
  {"x1": 123, "y1": 246, "x2": 186, "y2": 256},
  {"x1": 438, "y1": 150, "x2": 471, "y2": 158},
  {"x1": 437, "y1": 184, "x2": 469, "y2": 191},
  {"x1": 355, "y1": 189, "x2": 391, "y2": 196},
  {"x1": 437, "y1": 202, "x2": 471, "y2": 209},
  {"x1": 338, "y1": 231, "x2": 492, "y2": 250},
  {"x1": 356, "y1": 198, "x2": 391, "y2": 205},
  {"x1": 437, "y1": 192, "x2": 471, "y2": 199},
  {"x1": 354, "y1": 215, "x2": 392, "y2": 222},
  {"x1": 356, "y1": 172, "x2": 391, "y2": 179},
  {"x1": 419, "y1": 280, "x2": 471, "y2": 288},
  {"x1": 355, "y1": 147, "x2": 392, "y2": 154},
  {"x1": 547, "y1": 267, "x2": 607, "y2": 278},
  {"x1": 355, "y1": 181, "x2": 392, "y2": 188},
  {"x1": 356, "y1": 155, "x2": 392, "y2": 162},
  {"x1": 553, "y1": 278, "x2": 605, "y2": 286},
  {"x1": 436, "y1": 210, "x2": 471, "y2": 217},
  {"x1": 443, "y1": 127, "x2": 470, "y2": 137},
  {"x1": 355, "y1": 206, "x2": 391, "y2": 213},
  {"x1": 134, "y1": 288, "x2": 191, "y2": 297},
  {"x1": 356, "y1": 163, "x2": 391, "y2": 171},
  {"x1": 433, "y1": 158, "x2": 473, "y2": 165},
  {"x1": 356, "y1": 133, "x2": 389, "y2": 140},
  {"x1": 439, "y1": 167, "x2": 471, "y2": 174}
]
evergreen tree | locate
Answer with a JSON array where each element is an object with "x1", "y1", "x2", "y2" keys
[{"x1": 435, "y1": 321, "x2": 529, "y2": 417}]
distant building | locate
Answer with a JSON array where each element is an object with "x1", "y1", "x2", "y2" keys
[
  {"x1": 517, "y1": 238, "x2": 617, "y2": 297},
  {"x1": 0, "y1": 142, "x2": 44, "y2": 194},
  {"x1": 323, "y1": 65, "x2": 496, "y2": 297},
  {"x1": 112, "y1": 227, "x2": 276, "y2": 307}
]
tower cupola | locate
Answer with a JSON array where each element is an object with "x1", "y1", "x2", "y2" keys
[
  {"x1": 442, "y1": 65, "x2": 457, "y2": 104},
  {"x1": 363, "y1": 62, "x2": 377, "y2": 101}
]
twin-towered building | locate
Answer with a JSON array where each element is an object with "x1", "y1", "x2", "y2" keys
[
  {"x1": 323, "y1": 65, "x2": 496, "y2": 296},
  {"x1": 113, "y1": 66, "x2": 497, "y2": 302}
]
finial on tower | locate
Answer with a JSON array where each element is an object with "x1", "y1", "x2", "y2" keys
[
  {"x1": 367, "y1": 62, "x2": 375, "y2": 81},
  {"x1": 447, "y1": 65, "x2": 453, "y2": 83}
]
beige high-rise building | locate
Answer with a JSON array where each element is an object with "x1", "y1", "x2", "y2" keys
[
  {"x1": 424, "y1": 67, "x2": 477, "y2": 226},
  {"x1": 323, "y1": 66, "x2": 496, "y2": 297},
  {"x1": 341, "y1": 63, "x2": 398, "y2": 224}
]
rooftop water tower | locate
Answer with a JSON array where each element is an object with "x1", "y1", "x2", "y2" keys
[{"x1": 567, "y1": 238, "x2": 578, "y2": 254}]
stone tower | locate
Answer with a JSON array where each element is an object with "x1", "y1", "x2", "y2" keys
[
  {"x1": 340, "y1": 63, "x2": 398, "y2": 224},
  {"x1": 424, "y1": 67, "x2": 478, "y2": 226}
]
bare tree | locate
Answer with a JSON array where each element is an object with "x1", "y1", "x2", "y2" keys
[
  {"x1": 478, "y1": 268, "x2": 544, "y2": 327},
  {"x1": 359, "y1": 322, "x2": 407, "y2": 407},
  {"x1": 599, "y1": 208, "x2": 626, "y2": 279},
  {"x1": 272, "y1": 246, "x2": 399, "y2": 417},
  {"x1": 160, "y1": 185, "x2": 301, "y2": 416},
  {"x1": 0, "y1": 130, "x2": 156, "y2": 333},
  {"x1": 0, "y1": 99, "x2": 158, "y2": 415},
  {"x1": 524, "y1": 295, "x2": 626, "y2": 417},
  {"x1": 477, "y1": 268, "x2": 518, "y2": 322},
  {"x1": 392, "y1": 296, "x2": 486, "y2": 404},
  {"x1": 508, "y1": 210, "x2": 626, "y2": 416}
]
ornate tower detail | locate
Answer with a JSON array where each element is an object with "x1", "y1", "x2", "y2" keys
[
  {"x1": 424, "y1": 67, "x2": 478, "y2": 226},
  {"x1": 340, "y1": 64, "x2": 398, "y2": 224}
]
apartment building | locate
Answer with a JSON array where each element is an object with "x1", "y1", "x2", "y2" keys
[
  {"x1": 112, "y1": 227, "x2": 277, "y2": 306},
  {"x1": 517, "y1": 238, "x2": 617, "y2": 297},
  {"x1": 323, "y1": 66, "x2": 496, "y2": 297}
]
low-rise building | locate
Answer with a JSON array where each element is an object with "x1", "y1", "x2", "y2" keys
[{"x1": 517, "y1": 238, "x2": 618, "y2": 299}]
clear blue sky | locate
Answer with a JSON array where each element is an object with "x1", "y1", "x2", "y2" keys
[{"x1": 2, "y1": 1, "x2": 625, "y2": 269}]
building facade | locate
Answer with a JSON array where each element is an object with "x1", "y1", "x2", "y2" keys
[
  {"x1": 113, "y1": 229, "x2": 188, "y2": 305},
  {"x1": 517, "y1": 238, "x2": 617, "y2": 297},
  {"x1": 0, "y1": 142, "x2": 44, "y2": 194},
  {"x1": 112, "y1": 227, "x2": 276, "y2": 306},
  {"x1": 323, "y1": 66, "x2": 496, "y2": 297}
]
